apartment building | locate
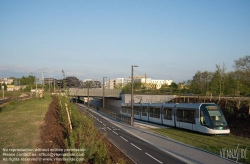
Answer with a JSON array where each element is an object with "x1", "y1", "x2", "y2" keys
[
  {"x1": 105, "y1": 77, "x2": 173, "y2": 90},
  {"x1": 0, "y1": 78, "x2": 13, "y2": 85}
]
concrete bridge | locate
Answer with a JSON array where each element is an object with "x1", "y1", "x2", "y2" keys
[
  {"x1": 69, "y1": 88, "x2": 122, "y2": 98},
  {"x1": 69, "y1": 88, "x2": 175, "y2": 112}
]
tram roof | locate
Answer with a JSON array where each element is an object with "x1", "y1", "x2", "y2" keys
[{"x1": 176, "y1": 103, "x2": 216, "y2": 109}]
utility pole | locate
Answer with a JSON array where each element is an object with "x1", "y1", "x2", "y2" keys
[
  {"x1": 109, "y1": 77, "x2": 110, "y2": 89},
  {"x1": 30, "y1": 72, "x2": 38, "y2": 98},
  {"x1": 36, "y1": 78, "x2": 38, "y2": 98},
  {"x1": 103, "y1": 77, "x2": 107, "y2": 108},
  {"x1": 42, "y1": 66, "x2": 44, "y2": 91},
  {"x1": 62, "y1": 70, "x2": 66, "y2": 92},
  {"x1": 40, "y1": 65, "x2": 47, "y2": 91},
  {"x1": 30, "y1": 72, "x2": 33, "y2": 96},
  {"x1": 87, "y1": 83, "x2": 90, "y2": 110},
  {"x1": 2, "y1": 86, "x2": 4, "y2": 98},
  {"x1": 131, "y1": 65, "x2": 138, "y2": 126}
]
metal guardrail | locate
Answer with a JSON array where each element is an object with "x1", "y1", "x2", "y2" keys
[{"x1": 88, "y1": 103, "x2": 131, "y2": 125}]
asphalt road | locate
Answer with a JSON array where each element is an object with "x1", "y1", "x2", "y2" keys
[{"x1": 77, "y1": 104, "x2": 186, "y2": 164}]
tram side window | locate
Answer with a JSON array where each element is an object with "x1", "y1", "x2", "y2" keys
[
  {"x1": 177, "y1": 110, "x2": 182, "y2": 122},
  {"x1": 177, "y1": 110, "x2": 195, "y2": 124},
  {"x1": 141, "y1": 107, "x2": 148, "y2": 116},
  {"x1": 200, "y1": 110, "x2": 212, "y2": 127},
  {"x1": 189, "y1": 110, "x2": 195, "y2": 124},
  {"x1": 134, "y1": 106, "x2": 140, "y2": 115},
  {"x1": 163, "y1": 108, "x2": 172, "y2": 120},
  {"x1": 150, "y1": 107, "x2": 160, "y2": 118}
]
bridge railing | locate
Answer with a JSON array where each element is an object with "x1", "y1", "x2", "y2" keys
[{"x1": 88, "y1": 103, "x2": 131, "y2": 125}]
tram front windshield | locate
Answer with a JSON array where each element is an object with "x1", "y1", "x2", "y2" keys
[{"x1": 200, "y1": 104, "x2": 228, "y2": 129}]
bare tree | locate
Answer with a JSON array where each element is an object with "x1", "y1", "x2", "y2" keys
[
  {"x1": 216, "y1": 63, "x2": 226, "y2": 97},
  {"x1": 233, "y1": 55, "x2": 250, "y2": 72},
  {"x1": 233, "y1": 56, "x2": 250, "y2": 94}
]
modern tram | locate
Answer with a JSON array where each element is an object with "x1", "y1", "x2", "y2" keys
[{"x1": 120, "y1": 103, "x2": 230, "y2": 135}]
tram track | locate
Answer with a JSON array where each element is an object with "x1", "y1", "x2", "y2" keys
[
  {"x1": 0, "y1": 97, "x2": 12, "y2": 106},
  {"x1": 0, "y1": 95, "x2": 32, "y2": 106}
]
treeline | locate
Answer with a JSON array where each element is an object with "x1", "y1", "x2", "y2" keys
[
  {"x1": 185, "y1": 68, "x2": 250, "y2": 96},
  {"x1": 183, "y1": 55, "x2": 250, "y2": 96},
  {"x1": 0, "y1": 76, "x2": 36, "y2": 91},
  {"x1": 122, "y1": 55, "x2": 250, "y2": 96}
]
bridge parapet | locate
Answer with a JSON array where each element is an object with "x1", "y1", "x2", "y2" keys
[{"x1": 69, "y1": 88, "x2": 122, "y2": 98}]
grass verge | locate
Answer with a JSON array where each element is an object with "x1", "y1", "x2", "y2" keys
[
  {"x1": 0, "y1": 93, "x2": 51, "y2": 163},
  {"x1": 57, "y1": 95, "x2": 111, "y2": 164},
  {"x1": 57, "y1": 95, "x2": 127, "y2": 164},
  {"x1": 153, "y1": 127, "x2": 250, "y2": 163}
]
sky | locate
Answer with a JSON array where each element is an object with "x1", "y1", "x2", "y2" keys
[{"x1": 0, "y1": 0, "x2": 250, "y2": 83}]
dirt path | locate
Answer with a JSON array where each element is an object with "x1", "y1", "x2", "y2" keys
[{"x1": 31, "y1": 96, "x2": 67, "y2": 164}]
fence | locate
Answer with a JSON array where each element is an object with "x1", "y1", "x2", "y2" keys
[{"x1": 88, "y1": 103, "x2": 131, "y2": 125}]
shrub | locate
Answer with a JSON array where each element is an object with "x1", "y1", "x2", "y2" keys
[{"x1": 56, "y1": 94, "x2": 111, "y2": 163}]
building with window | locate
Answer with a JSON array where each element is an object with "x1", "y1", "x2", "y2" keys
[
  {"x1": 105, "y1": 78, "x2": 131, "y2": 89},
  {"x1": 0, "y1": 78, "x2": 13, "y2": 85},
  {"x1": 105, "y1": 77, "x2": 173, "y2": 90},
  {"x1": 135, "y1": 78, "x2": 173, "y2": 89},
  {"x1": 7, "y1": 85, "x2": 26, "y2": 91},
  {"x1": 82, "y1": 79, "x2": 102, "y2": 88}
]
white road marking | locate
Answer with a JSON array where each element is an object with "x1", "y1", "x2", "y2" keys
[
  {"x1": 107, "y1": 127, "x2": 111, "y2": 130},
  {"x1": 113, "y1": 128, "x2": 120, "y2": 131},
  {"x1": 103, "y1": 124, "x2": 106, "y2": 126},
  {"x1": 131, "y1": 143, "x2": 142, "y2": 150},
  {"x1": 120, "y1": 136, "x2": 128, "y2": 142},
  {"x1": 112, "y1": 131, "x2": 118, "y2": 135},
  {"x1": 145, "y1": 152, "x2": 163, "y2": 164},
  {"x1": 99, "y1": 127, "x2": 106, "y2": 131}
]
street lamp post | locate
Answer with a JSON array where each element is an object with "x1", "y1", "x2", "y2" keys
[
  {"x1": 30, "y1": 72, "x2": 38, "y2": 98},
  {"x1": 103, "y1": 77, "x2": 107, "y2": 108},
  {"x1": 131, "y1": 65, "x2": 138, "y2": 126},
  {"x1": 2, "y1": 86, "x2": 4, "y2": 98},
  {"x1": 76, "y1": 89, "x2": 78, "y2": 103},
  {"x1": 49, "y1": 79, "x2": 50, "y2": 92},
  {"x1": 29, "y1": 73, "x2": 33, "y2": 96},
  {"x1": 87, "y1": 82, "x2": 90, "y2": 110}
]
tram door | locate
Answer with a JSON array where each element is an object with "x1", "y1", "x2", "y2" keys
[{"x1": 176, "y1": 109, "x2": 182, "y2": 128}]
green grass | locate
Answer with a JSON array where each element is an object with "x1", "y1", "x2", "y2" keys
[
  {"x1": 0, "y1": 93, "x2": 52, "y2": 164},
  {"x1": 153, "y1": 127, "x2": 250, "y2": 163},
  {"x1": 57, "y1": 95, "x2": 111, "y2": 164}
]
